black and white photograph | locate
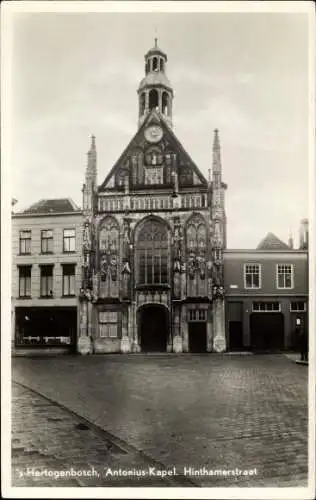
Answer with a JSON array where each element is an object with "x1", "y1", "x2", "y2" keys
[{"x1": 1, "y1": 1, "x2": 315, "y2": 498}]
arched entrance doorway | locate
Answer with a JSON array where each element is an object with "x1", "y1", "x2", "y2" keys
[{"x1": 138, "y1": 305, "x2": 169, "y2": 352}]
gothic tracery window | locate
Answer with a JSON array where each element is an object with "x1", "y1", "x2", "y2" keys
[
  {"x1": 186, "y1": 215, "x2": 207, "y2": 255},
  {"x1": 136, "y1": 220, "x2": 169, "y2": 285},
  {"x1": 99, "y1": 217, "x2": 119, "y2": 253}
]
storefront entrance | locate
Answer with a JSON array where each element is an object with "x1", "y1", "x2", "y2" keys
[
  {"x1": 15, "y1": 307, "x2": 77, "y2": 351},
  {"x1": 139, "y1": 305, "x2": 169, "y2": 352},
  {"x1": 250, "y1": 313, "x2": 284, "y2": 351},
  {"x1": 188, "y1": 322, "x2": 207, "y2": 353}
]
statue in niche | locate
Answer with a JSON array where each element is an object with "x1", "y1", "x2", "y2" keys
[
  {"x1": 83, "y1": 220, "x2": 92, "y2": 252},
  {"x1": 173, "y1": 218, "x2": 183, "y2": 297},
  {"x1": 173, "y1": 218, "x2": 182, "y2": 262},
  {"x1": 122, "y1": 220, "x2": 131, "y2": 260},
  {"x1": 99, "y1": 217, "x2": 119, "y2": 284},
  {"x1": 197, "y1": 257, "x2": 206, "y2": 280},
  {"x1": 186, "y1": 215, "x2": 207, "y2": 284},
  {"x1": 100, "y1": 254, "x2": 108, "y2": 282},
  {"x1": 206, "y1": 260, "x2": 213, "y2": 278},
  {"x1": 109, "y1": 254, "x2": 118, "y2": 281},
  {"x1": 174, "y1": 260, "x2": 181, "y2": 273},
  {"x1": 188, "y1": 258, "x2": 196, "y2": 280},
  {"x1": 121, "y1": 218, "x2": 132, "y2": 299},
  {"x1": 174, "y1": 271, "x2": 181, "y2": 299}
]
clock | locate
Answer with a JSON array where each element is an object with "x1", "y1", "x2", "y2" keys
[{"x1": 144, "y1": 125, "x2": 163, "y2": 143}]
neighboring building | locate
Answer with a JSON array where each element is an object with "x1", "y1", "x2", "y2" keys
[
  {"x1": 12, "y1": 199, "x2": 83, "y2": 354},
  {"x1": 78, "y1": 40, "x2": 227, "y2": 354},
  {"x1": 224, "y1": 227, "x2": 308, "y2": 351}
]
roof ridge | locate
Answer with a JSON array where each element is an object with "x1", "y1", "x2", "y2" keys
[{"x1": 257, "y1": 232, "x2": 290, "y2": 250}]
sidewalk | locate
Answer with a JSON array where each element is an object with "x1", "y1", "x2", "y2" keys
[{"x1": 11, "y1": 382, "x2": 194, "y2": 487}]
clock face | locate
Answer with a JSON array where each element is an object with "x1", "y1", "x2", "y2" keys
[{"x1": 144, "y1": 125, "x2": 163, "y2": 143}]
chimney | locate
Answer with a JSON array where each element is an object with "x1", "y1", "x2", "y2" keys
[
  {"x1": 288, "y1": 231, "x2": 293, "y2": 249},
  {"x1": 299, "y1": 219, "x2": 308, "y2": 250}
]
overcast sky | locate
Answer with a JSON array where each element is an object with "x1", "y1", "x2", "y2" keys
[{"x1": 9, "y1": 6, "x2": 310, "y2": 248}]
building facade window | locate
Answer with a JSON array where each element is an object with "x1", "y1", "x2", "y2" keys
[
  {"x1": 277, "y1": 264, "x2": 293, "y2": 289},
  {"x1": 62, "y1": 264, "x2": 76, "y2": 296},
  {"x1": 244, "y1": 264, "x2": 261, "y2": 289},
  {"x1": 41, "y1": 230, "x2": 53, "y2": 253},
  {"x1": 40, "y1": 265, "x2": 54, "y2": 297},
  {"x1": 18, "y1": 266, "x2": 31, "y2": 297},
  {"x1": 188, "y1": 309, "x2": 207, "y2": 321},
  {"x1": 136, "y1": 220, "x2": 169, "y2": 285},
  {"x1": 290, "y1": 301, "x2": 306, "y2": 312},
  {"x1": 99, "y1": 311, "x2": 118, "y2": 338},
  {"x1": 63, "y1": 229, "x2": 76, "y2": 252},
  {"x1": 252, "y1": 302, "x2": 281, "y2": 312},
  {"x1": 19, "y1": 231, "x2": 31, "y2": 254}
]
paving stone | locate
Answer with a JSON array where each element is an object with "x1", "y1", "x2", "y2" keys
[{"x1": 11, "y1": 354, "x2": 308, "y2": 487}]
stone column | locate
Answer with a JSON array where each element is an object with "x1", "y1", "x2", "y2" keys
[
  {"x1": 166, "y1": 306, "x2": 173, "y2": 352},
  {"x1": 172, "y1": 304, "x2": 183, "y2": 353},
  {"x1": 207, "y1": 307, "x2": 213, "y2": 352},
  {"x1": 182, "y1": 305, "x2": 189, "y2": 352},
  {"x1": 213, "y1": 299, "x2": 226, "y2": 352},
  {"x1": 131, "y1": 302, "x2": 141, "y2": 352},
  {"x1": 77, "y1": 300, "x2": 93, "y2": 355},
  {"x1": 120, "y1": 306, "x2": 131, "y2": 353}
]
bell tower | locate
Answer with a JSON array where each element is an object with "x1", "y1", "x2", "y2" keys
[{"x1": 137, "y1": 39, "x2": 173, "y2": 129}]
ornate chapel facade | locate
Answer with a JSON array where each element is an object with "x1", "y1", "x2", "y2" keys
[{"x1": 78, "y1": 41, "x2": 227, "y2": 354}]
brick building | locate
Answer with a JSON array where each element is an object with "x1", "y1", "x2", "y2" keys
[
  {"x1": 11, "y1": 199, "x2": 83, "y2": 354},
  {"x1": 224, "y1": 229, "x2": 308, "y2": 351}
]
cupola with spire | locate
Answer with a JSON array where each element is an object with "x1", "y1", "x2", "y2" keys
[{"x1": 137, "y1": 39, "x2": 173, "y2": 128}]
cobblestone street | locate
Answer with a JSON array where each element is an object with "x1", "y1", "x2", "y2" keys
[{"x1": 11, "y1": 354, "x2": 308, "y2": 488}]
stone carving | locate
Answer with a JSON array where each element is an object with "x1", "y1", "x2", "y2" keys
[
  {"x1": 188, "y1": 257, "x2": 196, "y2": 280},
  {"x1": 82, "y1": 216, "x2": 95, "y2": 292},
  {"x1": 212, "y1": 284, "x2": 225, "y2": 299},
  {"x1": 121, "y1": 218, "x2": 132, "y2": 300},
  {"x1": 185, "y1": 214, "x2": 207, "y2": 283},
  {"x1": 99, "y1": 217, "x2": 119, "y2": 283},
  {"x1": 173, "y1": 218, "x2": 183, "y2": 299},
  {"x1": 109, "y1": 254, "x2": 118, "y2": 281},
  {"x1": 79, "y1": 287, "x2": 97, "y2": 302}
]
